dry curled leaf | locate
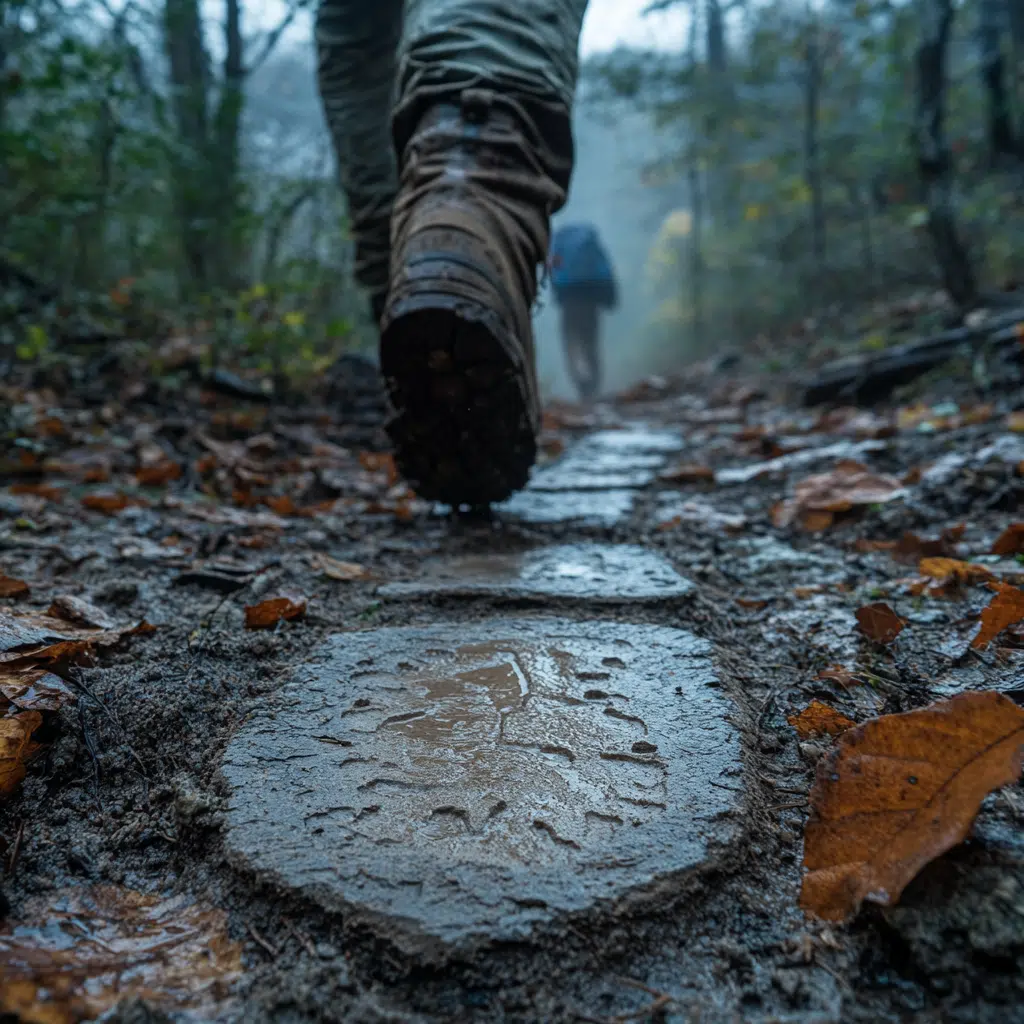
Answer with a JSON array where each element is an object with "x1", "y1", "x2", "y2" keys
[
  {"x1": 0, "y1": 885, "x2": 242, "y2": 1022},
  {"x1": 856, "y1": 602, "x2": 905, "y2": 645},
  {"x1": 311, "y1": 554, "x2": 369, "y2": 582},
  {"x1": 991, "y1": 523, "x2": 1024, "y2": 556},
  {"x1": 801, "y1": 691, "x2": 1024, "y2": 922},
  {"x1": 0, "y1": 574, "x2": 30, "y2": 599},
  {"x1": 244, "y1": 593, "x2": 307, "y2": 630},
  {"x1": 773, "y1": 461, "x2": 905, "y2": 531},
  {"x1": 919, "y1": 557, "x2": 993, "y2": 587},
  {"x1": 788, "y1": 700, "x2": 857, "y2": 739},
  {"x1": 971, "y1": 582, "x2": 1024, "y2": 649}
]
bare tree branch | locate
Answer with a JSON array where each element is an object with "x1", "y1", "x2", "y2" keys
[{"x1": 246, "y1": 0, "x2": 313, "y2": 75}]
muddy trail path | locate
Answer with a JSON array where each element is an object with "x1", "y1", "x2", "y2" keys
[{"x1": 1, "y1": 343, "x2": 1023, "y2": 1024}]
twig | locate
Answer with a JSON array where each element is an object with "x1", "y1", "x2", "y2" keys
[
  {"x1": 283, "y1": 917, "x2": 318, "y2": 958},
  {"x1": 248, "y1": 923, "x2": 279, "y2": 958},
  {"x1": 7, "y1": 820, "x2": 25, "y2": 876},
  {"x1": 770, "y1": 800, "x2": 809, "y2": 812}
]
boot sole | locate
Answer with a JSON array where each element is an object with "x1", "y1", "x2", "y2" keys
[{"x1": 379, "y1": 300, "x2": 537, "y2": 507}]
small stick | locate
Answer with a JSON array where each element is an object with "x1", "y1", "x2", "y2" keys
[{"x1": 248, "y1": 923, "x2": 279, "y2": 958}]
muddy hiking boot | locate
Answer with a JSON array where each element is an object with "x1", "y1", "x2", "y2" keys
[{"x1": 380, "y1": 89, "x2": 563, "y2": 507}]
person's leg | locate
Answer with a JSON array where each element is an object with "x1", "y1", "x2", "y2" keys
[
  {"x1": 581, "y1": 301, "x2": 601, "y2": 399},
  {"x1": 315, "y1": 0, "x2": 404, "y2": 321},
  {"x1": 560, "y1": 298, "x2": 586, "y2": 400},
  {"x1": 379, "y1": 0, "x2": 589, "y2": 506}
]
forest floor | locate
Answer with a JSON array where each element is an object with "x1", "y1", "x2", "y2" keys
[{"x1": 1, "y1": 300, "x2": 1024, "y2": 1024}]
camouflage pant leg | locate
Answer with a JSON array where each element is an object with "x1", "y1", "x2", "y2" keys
[
  {"x1": 315, "y1": 0, "x2": 403, "y2": 308},
  {"x1": 394, "y1": 0, "x2": 589, "y2": 193},
  {"x1": 315, "y1": 0, "x2": 589, "y2": 304}
]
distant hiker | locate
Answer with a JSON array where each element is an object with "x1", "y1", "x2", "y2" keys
[{"x1": 548, "y1": 222, "x2": 618, "y2": 401}]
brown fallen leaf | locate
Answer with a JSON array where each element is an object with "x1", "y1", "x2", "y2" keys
[
  {"x1": 311, "y1": 554, "x2": 370, "y2": 582},
  {"x1": 659, "y1": 463, "x2": 716, "y2": 485},
  {"x1": 47, "y1": 595, "x2": 117, "y2": 630},
  {"x1": 81, "y1": 492, "x2": 146, "y2": 514},
  {"x1": 735, "y1": 597, "x2": 768, "y2": 610},
  {"x1": 0, "y1": 710, "x2": 43, "y2": 799},
  {"x1": 135, "y1": 461, "x2": 182, "y2": 486},
  {"x1": 0, "y1": 885, "x2": 242, "y2": 1022},
  {"x1": 800, "y1": 691, "x2": 1024, "y2": 923},
  {"x1": 773, "y1": 461, "x2": 905, "y2": 531},
  {"x1": 788, "y1": 700, "x2": 857, "y2": 739},
  {"x1": 0, "y1": 611, "x2": 155, "y2": 666},
  {"x1": 856, "y1": 602, "x2": 905, "y2": 645},
  {"x1": 991, "y1": 522, "x2": 1024, "y2": 556},
  {"x1": 919, "y1": 557, "x2": 993, "y2": 587},
  {"x1": 971, "y1": 582, "x2": 1024, "y2": 649},
  {"x1": 1006, "y1": 410, "x2": 1024, "y2": 433},
  {"x1": 0, "y1": 667, "x2": 76, "y2": 712},
  {"x1": 244, "y1": 593, "x2": 307, "y2": 630},
  {"x1": 0, "y1": 574, "x2": 30, "y2": 599}
]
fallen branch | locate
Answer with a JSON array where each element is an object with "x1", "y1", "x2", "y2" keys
[{"x1": 802, "y1": 307, "x2": 1024, "y2": 405}]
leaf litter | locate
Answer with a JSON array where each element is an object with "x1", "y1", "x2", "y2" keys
[{"x1": 0, "y1": 885, "x2": 242, "y2": 1023}]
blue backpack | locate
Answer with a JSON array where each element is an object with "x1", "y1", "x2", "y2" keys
[{"x1": 549, "y1": 223, "x2": 618, "y2": 308}]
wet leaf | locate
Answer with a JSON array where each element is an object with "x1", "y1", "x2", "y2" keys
[
  {"x1": 47, "y1": 595, "x2": 116, "y2": 630},
  {"x1": 244, "y1": 593, "x2": 307, "y2": 629},
  {"x1": 0, "y1": 885, "x2": 242, "y2": 1022},
  {"x1": 0, "y1": 574, "x2": 30, "y2": 599},
  {"x1": 971, "y1": 583, "x2": 1024, "y2": 649},
  {"x1": 856, "y1": 602, "x2": 905, "y2": 645},
  {"x1": 135, "y1": 461, "x2": 182, "y2": 486},
  {"x1": 311, "y1": 554, "x2": 370, "y2": 581},
  {"x1": 918, "y1": 557, "x2": 993, "y2": 587},
  {"x1": 659, "y1": 462, "x2": 716, "y2": 484},
  {"x1": 788, "y1": 700, "x2": 857, "y2": 739},
  {"x1": 991, "y1": 523, "x2": 1024, "y2": 556},
  {"x1": 0, "y1": 710, "x2": 42, "y2": 798},
  {"x1": 0, "y1": 667, "x2": 76, "y2": 712},
  {"x1": 800, "y1": 691, "x2": 1024, "y2": 923},
  {"x1": 0, "y1": 611, "x2": 154, "y2": 666},
  {"x1": 773, "y1": 462, "x2": 905, "y2": 531},
  {"x1": 81, "y1": 492, "x2": 144, "y2": 515}
]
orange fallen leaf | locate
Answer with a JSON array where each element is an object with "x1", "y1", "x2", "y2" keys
[
  {"x1": 135, "y1": 461, "x2": 182, "y2": 486},
  {"x1": 991, "y1": 523, "x2": 1024, "y2": 556},
  {"x1": 735, "y1": 597, "x2": 768, "y2": 610},
  {"x1": 0, "y1": 710, "x2": 43, "y2": 799},
  {"x1": 263, "y1": 495, "x2": 299, "y2": 516},
  {"x1": 244, "y1": 593, "x2": 307, "y2": 630},
  {"x1": 311, "y1": 554, "x2": 370, "y2": 582},
  {"x1": 81, "y1": 492, "x2": 144, "y2": 514},
  {"x1": 788, "y1": 700, "x2": 857, "y2": 739},
  {"x1": 856, "y1": 602, "x2": 905, "y2": 645},
  {"x1": 358, "y1": 451, "x2": 399, "y2": 486},
  {"x1": 971, "y1": 583, "x2": 1024, "y2": 649},
  {"x1": 659, "y1": 463, "x2": 716, "y2": 485},
  {"x1": 1006, "y1": 410, "x2": 1024, "y2": 433},
  {"x1": 773, "y1": 462, "x2": 905, "y2": 531},
  {"x1": 794, "y1": 584, "x2": 826, "y2": 598},
  {"x1": 0, "y1": 574, "x2": 30, "y2": 599},
  {"x1": 800, "y1": 691, "x2": 1024, "y2": 922},
  {"x1": 919, "y1": 557, "x2": 993, "y2": 586}
]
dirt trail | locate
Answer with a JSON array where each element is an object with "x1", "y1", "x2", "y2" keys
[{"x1": 1, "y1": 352, "x2": 1023, "y2": 1024}]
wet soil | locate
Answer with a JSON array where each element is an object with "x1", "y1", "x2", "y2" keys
[{"x1": 1, "y1": 351, "x2": 1024, "y2": 1023}]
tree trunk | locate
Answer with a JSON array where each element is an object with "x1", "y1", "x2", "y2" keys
[
  {"x1": 915, "y1": 0, "x2": 979, "y2": 310},
  {"x1": 978, "y1": 0, "x2": 1016, "y2": 162},
  {"x1": 803, "y1": 11, "x2": 826, "y2": 268}
]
